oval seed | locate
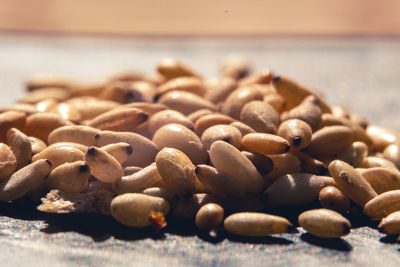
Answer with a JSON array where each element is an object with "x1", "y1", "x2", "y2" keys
[
  {"x1": 85, "y1": 146, "x2": 124, "y2": 183},
  {"x1": 263, "y1": 153, "x2": 302, "y2": 182},
  {"x1": 204, "y1": 77, "x2": 237, "y2": 104},
  {"x1": 363, "y1": 190, "x2": 400, "y2": 220},
  {"x1": 378, "y1": 211, "x2": 400, "y2": 235},
  {"x1": 0, "y1": 159, "x2": 52, "y2": 202},
  {"x1": 195, "y1": 203, "x2": 224, "y2": 231},
  {"x1": 156, "y1": 77, "x2": 206, "y2": 97},
  {"x1": 158, "y1": 91, "x2": 216, "y2": 115},
  {"x1": 221, "y1": 57, "x2": 250, "y2": 80},
  {"x1": 223, "y1": 212, "x2": 292, "y2": 237},
  {"x1": 19, "y1": 87, "x2": 70, "y2": 104},
  {"x1": 32, "y1": 146, "x2": 84, "y2": 169},
  {"x1": 229, "y1": 121, "x2": 256, "y2": 136},
  {"x1": 337, "y1": 141, "x2": 368, "y2": 168},
  {"x1": 7, "y1": 128, "x2": 32, "y2": 170},
  {"x1": 152, "y1": 123, "x2": 207, "y2": 165},
  {"x1": 64, "y1": 97, "x2": 120, "y2": 121},
  {"x1": 123, "y1": 166, "x2": 143, "y2": 176},
  {"x1": 263, "y1": 173, "x2": 335, "y2": 207},
  {"x1": 47, "y1": 142, "x2": 88, "y2": 153},
  {"x1": 359, "y1": 156, "x2": 398, "y2": 171},
  {"x1": 100, "y1": 142, "x2": 133, "y2": 164},
  {"x1": 51, "y1": 103, "x2": 82, "y2": 122},
  {"x1": 36, "y1": 98, "x2": 58, "y2": 112},
  {"x1": 319, "y1": 186, "x2": 350, "y2": 214},
  {"x1": 0, "y1": 111, "x2": 27, "y2": 143},
  {"x1": 383, "y1": 144, "x2": 400, "y2": 169},
  {"x1": 0, "y1": 103, "x2": 38, "y2": 115},
  {"x1": 240, "y1": 100, "x2": 280, "y2": 134},
  {"x1": 241, "y1": 151, "x2": 274, "y2": 176},
  {"x1": 112, "y1": 163, "x2": 165, "y2": 195},
  {"x1": 47, "y1": 161, "x2": 90, "y2": 193},
  {"x1": 306, "y1": 126, "x2": 353, "y2": 159},
  {"x1": 366, "y1": 125, "x2": 399, "y2": 152},
  {"x1": 295, "y1": 152, "x2": 327, "y2": 175},
  {"x1": 187, "y1": 109, "x2": 215, "y2": 123},
  {"x1": 111, "y1": 193, "x2": 170, "y2": 228},
  {"x1": 173, "y1": 193, "x2": 219, "y2": 221},
  {"x1": 357, "y1": 167, "x2": 400, "y2": 194},
  {"x1": 263, "y1": 93, "x2": 286, "y2": 113},
  {"x1": 221, "y1": 86, "x2": 264, "y2": 119},
  {"x1": 298, "y1": 209, "x2": 351, "y2": 238},
  {"x1": 195, "y1": 165, "x2": 246, "y2": 199},
  {"x1": 48, "y1": 125, "x2": 101, "y2": 146},
  {"x1": 0, "y1": 143, "x2": 17, "y2": 181},
  {"x1": 241, "y1": 133, "x2": 290, "y2": 155},
  {"x1": 277, "y1": 119, "x2": 312, "y2": 151},
  {"x1": 147, "y1": 110, "x2": 194, "y2": 136},
  {"x1": 155, "y1": 148, "x2": 197, "y2": 197},
  {"x1": 201, "y1": 124, "x2": 242, "y2": 150},
  {"x1": 194, "y1": 114, "x2": 235, "y2": 137},
  {"x1": 328, "y1": 160, "x2": 377, "y2": 207},
  {"x1": 209, "y1": 141, "x2": 264, "y2": 194},
  {"x1": 25, "y1": 74, "x2": 72, "y2": 91},
  {"x1": 140, "y1": 187, "x2": 177, "y2": 208},
  {"x1": 157, "y1": 58, "x2": 201, "y2": 80}
]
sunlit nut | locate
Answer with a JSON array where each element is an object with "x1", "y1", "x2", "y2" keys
[
  {"x1": 50, "y1": 103, "x2": 82, "y2": 122},
  {"x1": 239, "y1": 101, "x2": 280, "y2": 134},
  {"x1": 101, "y1": 142, "x2": 133, "y2": 164},
  {"x1": 0, "y1": 159, "x2": 52, "y2": 202},
  {"x1": 209, "y1": 141, "x2": 264, "y2": 194},
  {"x1": 241, "y1": 133, "x2": 290, "y2": 155},
  {"x1": 263, "y1": 93, "x2": 286, "y2": 113},
  {"x1": 350, "y1": 114, "x2": 369, "y2": 129},
  {"x1": 319, "y1": 186, "x2": 350, "y2": 213},
  {"x1": 359, "y1": 156, "x2": 398, "y2": 171},
  {"x1": 281, "y1": 95, "x2": 322, "y2": 131},
  {"x1": 221, "y1": 56, "x2": 250, "y2": 80},
  {"x1": 331, "y1": 105, "x2": 350, "y2": 118},
  {"x1": 7, "y1": 128, "x2": 32, "y2": 170},
  {"x1": 0, "y1": 111, "x2": 27, "y2": 143},
  {"x1": 272, "y1": 75, "x2": 331, "y2": 113},
  {"x1": 337, "y1": 141, "x2": 368, "y2": 168},
  {"x1": 298, "y1": 209, "x2": 351, "y2": 238},
  {"x1": 195, "y1": 165, "x2": 245, "y2": 199},
  {"x1": 25, "y1": 112, "x2": 73, "y2": 143},
  {"x1": 328, "y1": 160, "x2": 377, "y2": 207},
  {"x1": 140, "y1": 187, "x2": 177, "y2": 208},
  {"x1": 112, "y1": 163, "x2": 165, "y2": 195},
  {"x1": 85, "y1": 146, "x2": 124, "y2": 183},
  {"x1": 29, "y1": 136, "x2": 47, "y2": 155},
  {"x1": 306, "y1": 126, "x2": 353, "y2": 159},
  {"x1": 158, "y1": 91, "x2": 216, "y2": 115},
  {"x1": 0, "y1": 103, "x2": 38, "y2": 115},
  {"x1": 0, "y1": 143, "x2": 17, "y2": 181},
  {"x1": 221, "y1": 86, "x2": 264, "y2": 119},
  {"x1": 63, "y1": 97, "x2": 120, "y2": 121},
  {"x1": 111, "y1": 193, "x2": 170, "y2": 228},
  {"x1": 195, "y1": 203, "x2": 224, "y2": 231},
  {"x1": 152, "y1": 124, "x2": 207, "y2": 165},
  {"x1": 47, "y1": 161, "x2": 90, "y2": 193},
  {"x1": 363, "y1": 190, "x2": 400, "y2": 220},
  {"x1": 19, "y1": 87, "x2": 71, "y2": 104},
  {"x1": 263, "y1": 153, "x2": 301, "y2": 182},
  {"x1": 147, "y1": 110, "x2": 194, "y2": 136},
  {"x1": 201, "y1": 124, "x2": 242, "y2": 150},
  {"x1": 156, "y1": 77, "x2": 206, "y2": 98},
  {"x1": 241, "y1": 151, "x2": 274, "y2": 176},
  {"x1": 238, "y1": 69, "x2": 272, "y2": 87},
  {"x1": 378, "y1": 211, "x2": 400, "y2": 235},
  {"x1": 229, "y1": 121, "x2": 256, "y2": 136},
  {"x1": 357, "y1": 167, "x2": 400, "y2": 194},
  {"x1": 155, "y1": 148, "x2": 197, "y2": 197},
  {"x1": 32, "y1": 146, "x2": 84, "y2": 169},
  {"x1": 48, "y1": 124, "x2": 101, "y2": 147},
  {"x1": 263, "y1": 173, "x2": 335, "y2": 207},
  {"x1": 295, "y1": 151, "x2": 327, "y2": 175},
  {"x1": 123, "y1": 166, "x2": 143, "y2": 176},
  {"x1": 278, "y1": 119, "x2": 312, "y2": 151},
  {"x1": 224, "y1": 212, "x2": 292, "y2": 237},
  {"x1": 204, "y1": 77, "x2": 238, "y2": 104},
  {"x1": 383, "y1": 144, "x2": 400, "y2": 169},
  {"x1": 366, "y1": 125, "x2": 399, "y2": 152},
  {"x1": 25, "y1": 74, "x2": 73, "y2": 91},
  {"x1": 35, "y1": 98, "x2": 58, "y2": 112}
]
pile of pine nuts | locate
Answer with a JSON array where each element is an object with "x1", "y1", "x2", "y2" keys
[{"x1": 1, "y1": 57, "x2": 400, "y2": 240}]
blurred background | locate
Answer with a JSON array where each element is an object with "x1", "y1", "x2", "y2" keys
[{"x1": 0, "y1": 0, "x2": 399, "y2": 127}]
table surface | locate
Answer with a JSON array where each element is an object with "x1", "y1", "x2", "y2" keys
[{"x1": 0, "y1": 34, "x2": 399, "y2": 266}]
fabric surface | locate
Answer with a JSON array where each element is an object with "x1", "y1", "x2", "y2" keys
[{"x1": 0, "y1": 34, "x2": 399, "y2": 266}]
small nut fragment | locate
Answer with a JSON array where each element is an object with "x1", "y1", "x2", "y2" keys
[
  {"x1": 298, "y1": 209, "x2": 351, "y2": 238},
  {"x1": 195, "y1": 203, "x2": 224, "y2": 231}
]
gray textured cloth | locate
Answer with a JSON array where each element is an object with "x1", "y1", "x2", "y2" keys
[{"x1": 0, "y1": 34, "x2": 399, "y2": 266}]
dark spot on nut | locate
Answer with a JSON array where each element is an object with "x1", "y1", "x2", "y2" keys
[
  {"x1": 293, "y1": 136, "x2": 301, "y2": 146},
  {"x1": 79, "y1": 164, "x2": 89, "y2": 173},
  {"x1": 45, "y1": 159, "x2": 52, "y2": 166},
  {"x1": 94, "y1": 134, "x2": 100, "y2": 140},
  {"x1": 125, "y1": 145, "x2": 133, "y2": 155},
  {"x1": 87, "y1": 146, "x2": 97, "y2": 155}
]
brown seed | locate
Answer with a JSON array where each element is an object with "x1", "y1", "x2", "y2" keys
[
  {"x1": 101, "y1": 142, "x2": 133, "y2": 164},
  {"x1": 0, "y1": 143, "x2": 17, "y2": 182},
  {"x1": 278, "y1": 119, "x2": 312, "y2": 151},
  {"x1": 156, "y1": 77, "x2": 206, "y2": 97},
  {"x1": 0, "y1": 111, "x2": 27, "y2": 143},
  {"x1": 195, "y1": 164, "x2": 246, "y2": 199},
  {"x1": 359, "y1": 156, "x2": 398, "y2": 171},
  {"x1": 140, "y1": 187, "x2": 177, "y2": 208},
  {"x1": 221, "y1": 86, "x2": 264, "y2": 119},
  {"x1": 241, "y1": 151, "x2": 274, "y2": 176},
  {"x1": 298, "y1": 209, "x2": 351, "y2": 238},
  {"x1": 85, "y1": 146, "x2": 124, "y2": 183},
  {"x1": 7, "y1": 128, "x2": 32, "y2": 170},
  {"x1": 264, "y1": 173, "x2": 335, "y2": 207},
  {"x1": 204, "y1": 77, "x2": 238, "y2": 104},
  {"x1": 99, "y1": 81, "x2": 155, "y2": 103},
  {"x1": 47, "y1": 161, "x2": 90, "y2": 193},
  {"x1": 319, "y1": 186, "x2": 350, "y2": 213},
  {"x1": 201, "y1": 124, "x2": 242, "y2": 150},
  {"x1": 238, "y1": 69, "x2": 272, "y2": 87},
  {"x1": 157, "y1": 58, "x2": 201, "y2": 80},
  {"x1": 32, "y1": 146, "x2": 84, "y2": 169},
  {"x1": 29, "y1": 136, "x2": 47, "y2": 155},
  {"x1": 194, "y1": 114, "x2": 236, "y2": 137},
  {"x1": 19, "y1": 87, "x2": 71, "y2": 104},
  {"x1": 25, "y1": 74, "x2": 73, "y2": 91},
  {"x1": 47, "y1": 142, "x2": 88, "y2": 153},
  {"x1": 241, "y1": 133, "x2": 290, "y2": 155},
  {"x1": 0, "y1": 103, "x2": 38, "y2": 115},
  {"x1": 328, "y1": 160, "x2": 377, "y2": 207},
  {"x1": 36, "y1": 98, "x2": 58, "y2": 112},
  {"x1": 155, "y1": 148, "x2": 197, "y2": 197},
  {"x1": 363, "y1": 190, "x2": 400, "y2": 220},
  {"x1": 63, "y1": 97, "x2": 120, "y2": 121},
  {"x1": 295, "y1": 151, "x2": 327, "y2": 175},
  {"x1": 221, "y1": 57, "x2": 250, "y2": 80},
  {"x1": 48, "y1": 125, "x2": 101, "y2": 146},
  {"x1": 229, "y1": 121, "x2": 256, "y2": 136},
  {"x1": 195, "y1": 203, "x2": 224, "y2": 231},
  {"x1": 25, "y1": 112, "x2": 73, "y2": 143},
  {"x1": 50, "y1": 103, "x2": 82, "y2": 122},
  {"x1": 187, "y1": 109, "x2": 215, "y2": 123},
  {"x1": 263, "y1": 153, "x2": 302, "y2": 182},
  {"x1": 240, "y1": 101, "x2": 280, "y2": 134},
  {"x1": 263, "y1": 93, "x2": 286, "y2": 113},
  {"x1": 123, "y1": 166, "x2": 143, "y2": 176},
  {"x1": 223, "y1": 212, "x2": 292, "y2": 237},
  {"x1": 378, "y1": 211, "x2": 400, "y2": 235},
  {"x1": 119, "y1": 102, "x2": 168, "y2": 117},
  {"x1": 383, "y1": 144, "x2": 400, "y2": 169},
  {"x1": 366, "y1": 125, "x2": 399, "y2": 152},
  {"x1": 357, "y1": 167, "x2": 400, "y2": 194},
  {"x1": 68, "y1": 81, "x2": 107, "y2": 98},
  {"x1": 147, "y1": 110, "x2": 194, "y2": 136},
  {"x1": 209, "y1": 140, "x2": 264, "y2": 194},
  {"x1": 158, "y1": 91, "x2": 216, "y2": 115},
  {"x1": 337, "y1": 141, "x2": 368, "y2": 168}
]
